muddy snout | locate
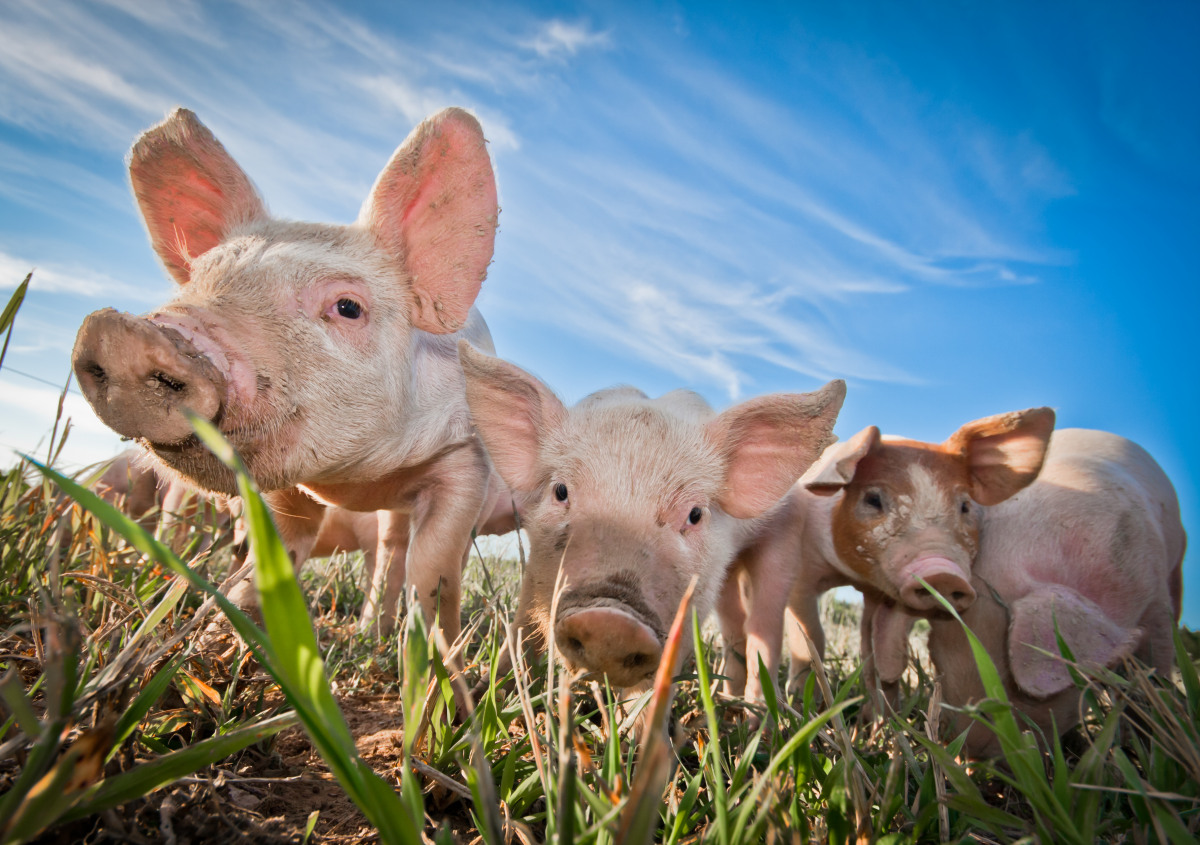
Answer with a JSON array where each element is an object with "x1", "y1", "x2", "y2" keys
[
  {"x1": 896, "y1": 556, "x2": 977, "y2": 612},
  {"x1": 554, "y1": 596, "x2": 664, "y2": 687},
  {"x1": 73, "y1": 308, "x2": 226, "y2": 445}
]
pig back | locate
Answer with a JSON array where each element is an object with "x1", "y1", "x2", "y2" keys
[{"x1": 974, "y1": 428, "x2": 1184, "y2": 625}]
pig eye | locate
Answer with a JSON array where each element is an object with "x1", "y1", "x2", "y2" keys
[
  {"x1": 336, "y1": 298, "x2": 363, "y2": 319},
  {"x1": 863, "y1": 490, "x2": 884, "y2": 511},
  {"x1": 960, "y1": 499, "x2": 971, "y2": 515},
  {"x1": 553, "y1": 483, "x2": 569, "y2": 503},
  {"x1": 688, "y1": 506, "x2": 703, "y2": 525}
]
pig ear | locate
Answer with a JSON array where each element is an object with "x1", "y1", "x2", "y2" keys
[
  {"x1": 944, "y1": 407, "x2": 1055, "y2": 506},
  {"x1": 130, "y1": 108, "x2": 267, "y2": 285},
  {"x1": 362, "y1": 108, "x2": 498, "y2": 335},
  {"x1": 804, "y1": 425, "x2": 882, "y2": 496},
  {"x1": 458, "y1": 341, "x2": 566, "y2": 493},
  {"x1": 1008, "y1": 586, "x2": 1142, "y2": 699},
  {"x1": 707, "y1": 379, "x2": 846, "y2": 520}
]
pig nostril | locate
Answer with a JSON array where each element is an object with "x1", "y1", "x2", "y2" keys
[
  {"x1": 623, "y1": 652, "x2": 654, "y2": 671},
  {"x1": 563, "y1": 636, "x2": 584, "y2": 655},
  {"x1": 151, "y1": 372, "x2": 186, "y2": 393},
  {"x1": 952, "y1": 591, "x2": 967, "y2": 602}
]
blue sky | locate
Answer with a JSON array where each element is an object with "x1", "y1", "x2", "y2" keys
[{"x1": 1, "y1": 1, "x2": 1196, "y2": 623}]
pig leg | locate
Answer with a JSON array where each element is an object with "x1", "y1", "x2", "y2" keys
[
  {"x1": 784, "y1": 585, "x2": 826, "y2": 698},
  {"x1": 361, "y1": 509, "x2": 409, "y2": 635},
  {"x1": 404, "y1": 445, "x2": 489, "y2": 650},
  {"x1": 1007, "y1": 585, "x2": 1141, "y2": 700},
  {"x1": 716, "y1": 569, "x2": 749, "y2": 697},
  {"x1": 226, "y1": 486, "x2": 326, "y2": 614},
  {"x1": 868, "y1": 599, "x2": 915, "y2": 715},
  {"x1": 740, "y1": 549, "x2": 797, "y2": 706},
  {"x1": 1136, "y1": 598, "x2": 1177, "y2": 676}
]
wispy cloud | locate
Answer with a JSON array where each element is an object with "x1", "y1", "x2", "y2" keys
[
  {"x1": 0, "y1": 0, "x2": 1070, "y2": 406},
  {"x1": 0, "y1": 250, "x2": 168, "y2": 302},
  {"x1": 521, "y1": 19, "x2": 611, "y2": 60}
]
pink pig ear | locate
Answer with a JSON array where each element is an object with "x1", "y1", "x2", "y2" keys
[
  {"x1": 1008, "y1": 586, "x2": 1142, "y2": 700},
  {"x1": 361, "y1": 108, "x2": 499, "y2": 335},
  {"x1": 130, "y1": 108, "x2": 267, "y2": 285},
  {"x1": 458, "y1": 341, "x2": 566, "y2": 493},
  {"x1": 707, "y1": 379, "x2": 846, "y2": 520},
  {"x1": 804, "y1": 425, "x2": 881, "y2": 496},
  {"x1": 944, "y1": 407, "x2": 1055, "y2": 506}
]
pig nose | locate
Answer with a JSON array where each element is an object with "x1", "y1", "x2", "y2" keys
[
  {"x1": 72, "y1": 308, "x2": 226, "y2": 444},
  {"x1": 897, "y1": 556, "x2": 977, "y2": 613},
  {"x1": 555, "y1": 607, "x2": 663, "y2": 687}
]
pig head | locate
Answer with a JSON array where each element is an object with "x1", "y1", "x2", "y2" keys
[
  {"x1": 459, "y1": 341, "x2": 845, "y2": 692},
  {"x1": 71, "y1": 107, "x2": 505, "y2": 640}
]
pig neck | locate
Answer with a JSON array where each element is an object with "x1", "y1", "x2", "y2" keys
[
  {"x1": 300, "y1": 331, "x2": 477, "y2": 502},
  {"x1": 804, "y1": 491, "x2": 866, "y2": 589}
]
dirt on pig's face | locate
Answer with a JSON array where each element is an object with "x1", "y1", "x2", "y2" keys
[
  {"x1": 829, "y1": 441, "x2": 982, "y2": 611},
  {"x1": 137, "y1": 222, "x2": 424, "y2": 494}
]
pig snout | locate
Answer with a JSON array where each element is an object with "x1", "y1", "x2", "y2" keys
[
  {"x1": 896, "y1": 556, "x2": 976, "y2": 612},
  {"x1": 555, "y1": 606, "x2": 663, "y2": 687},
  {"x1": 73, "y1": 308, "x2": 226, "y2": 445}
]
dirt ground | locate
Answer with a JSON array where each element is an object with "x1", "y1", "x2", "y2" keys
[{"x1": 32, "y1": 694, "x2": 474, "y2": 845}]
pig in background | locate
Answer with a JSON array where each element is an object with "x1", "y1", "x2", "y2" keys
[
  {"x1": 71, "y1": 106, "x2": 516, "y2": 646},
  {"x1": 771, "y1": 407, "x2": 1185, "y2": 756},
  {"x1": 81, "y1": 450, "x2": 384, "y2": 593},
  {"x1": 458, "y1": 341, "x2": 846, "y2": 696}
]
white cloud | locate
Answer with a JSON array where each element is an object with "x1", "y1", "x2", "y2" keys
[
  {"x1": 0, "y1": 251, "x2": 168, "y2": 302},
  {"x1": 0, "y1": 378, "x2": 125, "y2": 472},
  {"x1": 522, "y1": 19, "x2": 610, "y2": 59},
  {"x1": 354, "y1": 77, "x2": 520, "y2": 153}
]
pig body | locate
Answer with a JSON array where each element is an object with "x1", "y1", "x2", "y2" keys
[
  {"x1": 897, "y1": 429, "x2": 1185, "y2": 754},
  {"x1": 72, "y1": 107, "x2": 511, "y2": 641},
  {"x1": 459, "y1": 342, "x2": 845, "y2": 692},
  {"x1": 778, "y1": 412, "x2": 1184, "y2": 755}
]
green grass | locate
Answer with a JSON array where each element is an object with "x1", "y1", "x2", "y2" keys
[{"x1": 1, "y1": 280, "x2": 1198, "y2": 843}]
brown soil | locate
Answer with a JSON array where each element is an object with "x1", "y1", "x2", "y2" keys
[{"x1": 32, "y1": 694, "x2": 478, "y2": 845}]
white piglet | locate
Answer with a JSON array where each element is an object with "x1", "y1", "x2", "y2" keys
[
  {"x1": 458, "y1": 342, "x2": 845, "y2": 694},
  {"x1": 72, "y1": 108, "x2": 516, "y2": 641}
]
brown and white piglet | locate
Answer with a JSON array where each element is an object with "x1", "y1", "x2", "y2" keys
[
  {"x1": 783, "y1": 410, "x2": 1185, "y2": 755},
  {"x1": 71, "y1": 107, "x2": 515, "y2": 641},
  {"x1": 458, "y1": 342, "x2": 845, "y2": 693}
]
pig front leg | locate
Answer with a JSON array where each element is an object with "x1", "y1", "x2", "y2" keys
[
  {"x1": 784, "y1": 585, "x2": 826, "y2": 698},
  {"x1": 404, "y1": 443, "x2": 490, "y2": 650},
  {"x1": 225, "y1": 486, "x2": 326, "y2": 615},
  {"x1": 739, "y1": 547, "x2": 797, "y2": 706},
  {"x1": 361, "y1": 510, "x2": 409, "y2": 635},
  {"x1": 716, "y1": 568, "x2": 750, "y2": 697}
]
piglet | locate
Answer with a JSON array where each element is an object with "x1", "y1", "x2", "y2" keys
[
  {"x1": 787, "y1": 410, "x2": 1185, "y2": 754},
  {"x1": 71, "y1": 107, "x2": 513, "y2": 642},
  {"x1": 458, "y1": 341, "x2": 845, "y2": 693}
]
